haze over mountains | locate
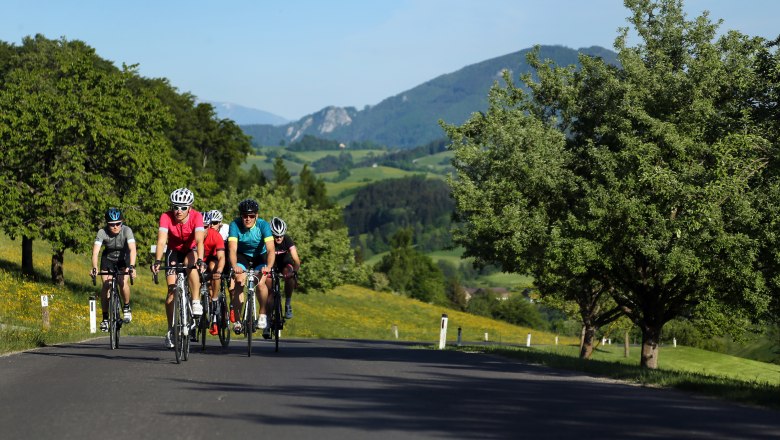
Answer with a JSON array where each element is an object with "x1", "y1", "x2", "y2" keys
[
  {"x1": 229, "y1": 45, "x2": 618, "y2": 149},
  {"x1": 206, "y1": 101, "x2": 289, "y2": 126}
]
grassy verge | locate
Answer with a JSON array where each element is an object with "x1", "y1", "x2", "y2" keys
[{"x1": 465, "y1": 344, "x2": 780, "y2": 410}]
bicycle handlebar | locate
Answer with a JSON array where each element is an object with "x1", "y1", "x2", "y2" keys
[
  {"x1": 152, "y1": 264, "x2": 205, "y2": 285},
  {"x1": 91, "y1": 267, "x2": 135, "y2": 286}
]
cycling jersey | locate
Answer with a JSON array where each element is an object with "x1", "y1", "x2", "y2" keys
[
  {"x1": 228, "y1": 218, "x2": 273, "y2": 258},
  {"x1": 204, "y1": 227, "x2": 225, "y2": 259},
  {"x1": 94, "y1": 225, "x2": 136, "y2": 264},
  {"x1": 158, "y1": 210, "x2": 204, "y2": 252},
  {"x1": 273, "y1": 235, "x2": 296, "y2": 269}
]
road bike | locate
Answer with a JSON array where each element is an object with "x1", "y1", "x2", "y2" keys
[
  {"x1": 154, "y1": 264, "x2": 198, "y2": 364},
  {"x1": 268, "y1": 267, "x2": 286, "y2": 353},
  {"x1": 196, "y1": 269, "x2": 232, "y2": 350},
  {"x1": 91, "y1": 266, "x2": 133, "y2": 350}
]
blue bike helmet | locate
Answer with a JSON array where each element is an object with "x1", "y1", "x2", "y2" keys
[{"x1": 105, "y1": 207, "x2": 122, "y2": 222}]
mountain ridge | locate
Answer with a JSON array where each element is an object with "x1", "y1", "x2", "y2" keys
[{"x1": 241, "y1": 45, "x2": 618, "y2": 149}]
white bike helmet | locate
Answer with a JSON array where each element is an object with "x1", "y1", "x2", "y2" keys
[
  {"x1": 270, "y1": 217, "x2": 287, "y2": 237},
  {"x1": 208, "y1": 210, "x2": 223, "y2": 222},
  {"x1": 170, "y1": 188, "x2": 194, "y2": 205},
  {"x1": 203, "y1": 210, "x2": 213, "y2": 224}
]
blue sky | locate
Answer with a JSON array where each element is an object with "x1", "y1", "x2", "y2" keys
[{"x1": 2, "y1": 0, "x2": 777, "y2": 120}]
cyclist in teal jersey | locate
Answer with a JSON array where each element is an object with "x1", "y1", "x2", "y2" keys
[{"x1": 227, "y1": 198, "x2": 275, "y2": 334}]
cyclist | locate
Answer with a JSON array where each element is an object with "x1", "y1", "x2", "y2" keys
[
  {"x1": 90, "y1": 207, "x2": 137, "y2": 330},
  {"x1": 208, "y1": 209, "x2": 229, "y2": 243},
  {"x1": 151, "y1": 188, "x2": 207, "y2": 349},
  {"x1": 203, "y1": 210, "x2": 226, "y2": 336},
  {"x1": 268, "y1": 217, "x2": 300, "y2": 321},
  {"x1": 227, "y1": 198, "x2": 275, "y2": 335}
]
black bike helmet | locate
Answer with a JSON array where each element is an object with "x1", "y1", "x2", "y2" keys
[
  {"x1": 105, "y1": 207, "x2": 122, "y2": 222},
  {"x1": 238, "y1": 199, "x2": 259, "y2": 213}
]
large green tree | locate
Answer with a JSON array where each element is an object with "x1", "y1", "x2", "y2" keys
[
  {"x1": 0, "y1": 35, "x2": 188, "y2": 283},
  {"x1": 445, "y1": 0, "x2": 775, "y2": 368}
]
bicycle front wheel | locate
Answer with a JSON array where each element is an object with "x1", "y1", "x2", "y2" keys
[
  {"x1": 245, "y1": 293, "x2": 254, "y2": 357},
  {"x1": 218, "y1": 295, "x2": 231, "y2": 347},
  {"x1": 182, "y1": 293, "x2": 191, "y2": 361},
  {"x1": 200, "y1": 294, "x2": 209, "y2": 352},
  {"x1": 273, "y1": 290, "x2": 282, "y2": 352},
  {"x1": 109, "y1": 287, "x2": 121, "y2": 350},
  {"x1": 173, "y1": 288, "x2": 183, "y2": 364}
]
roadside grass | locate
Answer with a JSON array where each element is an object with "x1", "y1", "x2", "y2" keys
[{"x1": 468, "y1": 344, "x2": 780, "y2": 410}]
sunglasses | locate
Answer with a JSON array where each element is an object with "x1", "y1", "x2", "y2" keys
[
  {"x1": 172, "y1": 205, "x2": 189, "y2": 212},
  {"x1": 108, "y1": 222, "x2": 122, "y2": 227},
  {"x1": 241, "y1": 213, "x2": 257, "y2": 219},
  {"x1": 210, "y1": 221, "x2": 221, "y2": 225}
]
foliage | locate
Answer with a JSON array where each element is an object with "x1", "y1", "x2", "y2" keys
[
  {"x1": 0, "y1": 35, "x2": 188, "y2": 283},
  {"x1": 373, "y1": 228, "x2": 447, "y2": 304},
  {"x1": 128, "y1": 77, "x2": 252, "y2": 189},
  {"x1": 444, "y1": 0, "x2": 778, "y2": 368},
  {"x1": 297, "y1": 164, "x2": 333, "y2": 209}
]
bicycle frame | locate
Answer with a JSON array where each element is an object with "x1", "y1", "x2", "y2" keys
[{"x1": 241, "y1": 268, "x2": 261, "y2": 357}]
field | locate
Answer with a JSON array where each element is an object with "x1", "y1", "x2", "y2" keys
[{"x1": 322, "y1": 166, "x2": 443, "y2": 205}]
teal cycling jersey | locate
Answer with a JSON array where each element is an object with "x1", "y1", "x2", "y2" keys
[{"x1": 227, "y1": 218, "x2": 273, "y2": 258}]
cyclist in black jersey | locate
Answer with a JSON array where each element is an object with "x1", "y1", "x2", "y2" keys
[
  {"x1": 268, "y1": 217, "x2": 300, "y2": 320},
  {"x1": 91, "y1": 208, "x2": 137, "y2": 330}
]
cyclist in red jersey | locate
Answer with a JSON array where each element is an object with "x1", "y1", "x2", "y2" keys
[
  {"x1": 203, "y1": 210, "x2": 226, "y2": 335},
  {"x1": 151, "y1": 188, "x2": 207, "y2": 349}
]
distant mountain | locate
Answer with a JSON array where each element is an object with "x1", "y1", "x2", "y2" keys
[
  {"x1": 241, "y1": 45, "x2": 618, "y2": 149},
  {"x1": 206, "y1": 101, "x2": 289, "y2": 126}
]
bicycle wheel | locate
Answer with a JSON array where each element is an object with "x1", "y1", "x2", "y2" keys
[
  {"x1": 273, "y1": 293, "x2": 281, "y2": 352},
  {"x1": 112, "y1": 287, "x2": 122, "y2": 349},
  {"x1": 272, "y1": 276, "x2": 282, "y2": 352},
  {"x1": 200, "y1": 289, "x2": 209, "y2": 352},
  {"x1": 245, "y1": 292, "x2": 254, "y2": 357},
  {"x1": 218, "y1": 294, "x2": 231, "y2": 347},
  {"x1": 182, "y1": 292, "x2": 191, "y2": 361},
  {"x1": 173, "y1": 287, "x2": 183, "y2": 364},
  {"x1": 109, "y1": 286, "x2": 120, "y2": 350}
]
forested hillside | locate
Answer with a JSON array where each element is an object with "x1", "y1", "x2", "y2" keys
[
  {"x1": 240, "y1": 45, "x2": 618, "y2": 148},
  {"x1": 344, "y1": 176, "x2": 454, "y2": 257}
]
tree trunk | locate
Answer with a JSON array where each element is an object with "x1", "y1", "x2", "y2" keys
[
  {"x1": 22, "y1": 236, "x2": 34, "y2": 277},
  {"x1": 640, "y1": 325, "x2": 662, "y2": 369},
  {"x1": 624, "y1": 329, "x2": 630, "y2": 358},
  {"x1": 51, "y1": 250, "x2": 65, "y2": 286},
  {"x1": 580, "y1": 324, "x2": 596, "y2": 359}
]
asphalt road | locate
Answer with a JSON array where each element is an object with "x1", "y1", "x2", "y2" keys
[{"x1": 1, "y1": 336, "x2": 778, "y2": 439}]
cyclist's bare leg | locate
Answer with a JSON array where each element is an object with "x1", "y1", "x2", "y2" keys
[
  {"x1": 207, "y1": 260, "x2": 220, "y2": 301},
  {"x1": 165, "y1": 271, "x2": 177, "y2": 328},
  {"x1": 184, "y1": 251, "x2": 200, "y2": 304},
  {"x1": 118, "y1": 269, "x2": 131, "y2": 305},
  {"x1": 283, "y1": 266, "x2": 296, "y2": 303},
  {"x1": 100, "y1": 275, "x2": 111, "y2": 318},
  {"x1": 232, "y1": 271, "x2": 246, "y2": 319},
  {"x1": 257, "y1": 274, "x2": 269, "y2": 315}
]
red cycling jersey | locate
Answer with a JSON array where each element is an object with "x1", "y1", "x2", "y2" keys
[
  {"x1": 203, "y1": 227, "x2": 225, "y2": 258},
  {"x1": 158, "y1": 210, "x2": 204, "y2": 252}
]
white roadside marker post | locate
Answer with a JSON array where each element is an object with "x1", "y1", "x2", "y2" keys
[
  {"x1": 41, "y1": 295, "x2": 50, "y2": 330},
  {"x1": 438, "y1": 314, "x2": 448, "y2": 349},
  {"x1": 89, "y1": 296, "x2": 97, "y2": 333}
]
